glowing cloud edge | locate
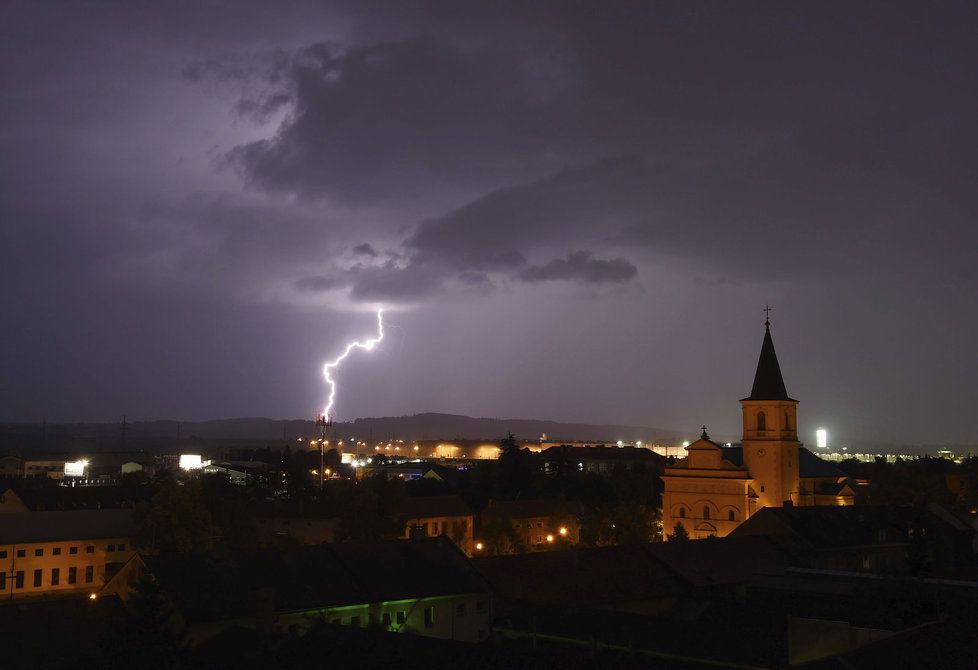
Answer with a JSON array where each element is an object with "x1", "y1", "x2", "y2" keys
[{"x1": 322, "y1": 308, "x2": 385, "y2": 419}]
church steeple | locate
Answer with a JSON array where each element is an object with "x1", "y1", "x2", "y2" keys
[{"x1": 747, "y1": 322, "x2": 791, "y2": 401}]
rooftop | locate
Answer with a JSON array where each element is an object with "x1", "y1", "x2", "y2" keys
[{"x1": 0, "y1": 509, "x2": 134, "y2": 544}]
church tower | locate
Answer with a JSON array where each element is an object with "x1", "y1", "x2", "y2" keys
[{"x1": 741, "y1": 313, "x2": 800, "y2": 509}]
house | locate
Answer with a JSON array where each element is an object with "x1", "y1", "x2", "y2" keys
[
  {"x1": 481, "y1": 498, "x2": 580, "y2": 548},
  {"x1": 0, "y1": 485, "x2": 147, "y2": 514},
  {"x1": 101, "y1": 537, "x2": 492, "y2": 645},
  {"x1": 0, "y1": 509, "x2": 135, "y2": 598},
  {"x1": 399, "y1": 495, "x2": 474, "y2": 555},
  {"x1": 730, "y1": 504, "x2": 977, "y2": 577},
  {"x1": 252, "y1": 500, "x2": 337, "y2": 546},
  {"x1": 203, "y1": 461, "x2": 279, "y2": 487}
]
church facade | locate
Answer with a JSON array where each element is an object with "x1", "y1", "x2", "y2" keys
[{"x1": 661, "y1": 320, "x2": 853, "y2": 540}]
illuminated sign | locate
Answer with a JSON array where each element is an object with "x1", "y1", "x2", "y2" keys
[
  {"x1": 816, "y1": 429, "x2": 828, "y2": 449},
  {"x1": 64, "y1": 460, "x2": 87, "y2": 477},
  {"x1": 179, "y1": 454, "x2": 204, "y2": 470}
]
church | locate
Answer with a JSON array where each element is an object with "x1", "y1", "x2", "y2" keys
[{"x1": 661, "y1": 317, "x2": 854, "y2": 540}]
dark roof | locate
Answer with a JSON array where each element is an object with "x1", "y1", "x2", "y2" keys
[
  {"x1": 721, "y1": 446, "x2": 744, "y2": 466},
  {"x1": 400, "y1": 494, "x2": 472, "y2": 519},
  {"x1": 0, "y1": 509, "x2": 134, "y2": 543},
  {"x1": 745, "y1": 324, "x2": 793, "y2": 401},
  {"x1": 646, "y1": 535, "x2": 792, "y2": 587},
  {"x1": 474, "y1": 544, "x2": 685, "y2": 607},
  {"x1": 484, "y1": 498, "x2": 569, "y2": 520},
  {"x1": 145, "y1": 537, "x2": 488, "y2": 624},
  {"x1": 1, "y1": 484, "x2": 148, "y2": 511},
  {"x1": 730, "y1": 505, "x2": 962, "y2": 550},
  {"x1": 798, "y1": 448, "x2": 843, "y2": 478}
]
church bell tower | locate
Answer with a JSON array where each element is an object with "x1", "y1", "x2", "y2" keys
[{"x1": 741, "y1": 309, "x2": 800, "y2": 509}]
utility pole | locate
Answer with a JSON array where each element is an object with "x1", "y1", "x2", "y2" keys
[{"x1": 316, "y1": 413, "x2": 332, "y2": 493}]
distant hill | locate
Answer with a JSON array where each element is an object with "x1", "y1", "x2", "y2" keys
[{"x1": 0, "y1": 413, "x2": 696, "y2": 453}]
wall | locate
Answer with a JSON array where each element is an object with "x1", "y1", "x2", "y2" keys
[{"x1": 0, "y1": 537, "x2": 133, "y2": 598}]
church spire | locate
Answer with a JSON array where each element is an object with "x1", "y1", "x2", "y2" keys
[{"x1": 747, "y1": 311, "x2": 790, "y2": 401}]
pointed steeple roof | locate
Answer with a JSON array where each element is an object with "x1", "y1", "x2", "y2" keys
[{"x1": 745, "y1": 322, "x2": 793, "y2": 401}]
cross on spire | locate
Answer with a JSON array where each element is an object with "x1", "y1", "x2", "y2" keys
[
  {"x1": 763, "y1": 304, "x2": 772, "y2": 327},
  {"x1": 701, "y1": 425, "x2": 709, "y2": 439}
]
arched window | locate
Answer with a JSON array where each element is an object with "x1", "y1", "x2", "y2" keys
[
  {"x1": 728, "y1": 510, "x2": 735, "y2": 521},
  {"x1": 678, "y1": 507, "x2": 686, "y2": 518},
  {"x1": 757, "y1": 411, "x2": 766, "y2": 431},
  {"x1": 703, "y1": 507, "x2": 710, "y2": 520}
]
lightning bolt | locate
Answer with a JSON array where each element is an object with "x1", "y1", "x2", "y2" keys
[{"x1": 322, "y1": 308, "x2": 385, "y2": 419}]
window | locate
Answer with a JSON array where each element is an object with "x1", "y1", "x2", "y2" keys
[
  {"x1": 68, "y1": 567, "x2": 77, "y2": 584},
  {"x1": 456, "y1": 603, "x2": 467, "y2": 616},
  {"x1": 396, "y1": 611, "x2": 406, "y2": 625},
  {"x1": 728, "y1": 510, "x2": 735, "y2": 521},
  {"x1": 33, "y1": 569, "x2": 42, "y2": 587},
  {"x1": 537, "y1": 522, "x2": 543, "y2": 528},
  {"x1": 350, "y1": 615, "x2": 361, "y2": 627},
  {"x1": 15, "y1": 572, "x2": 24, "y2": 589},
  {"x1": 678, "y1": 508, "x2": 685, "y2": 518},
  {"x1": 85, "y1": 546, "x2": 94, "y2": 554},
  {"x1": 476, "y1": 600, "x2": 486, "y2": 613},
  {"x1": 16, "y1": 549, "x2": 25, "y2": 558},
  {"x1": 53, "y1": 547, "x2": 61, "y2": 556},
  {"x1": 69, "y1": 547, "x2": 78, "y2": 555},
  {"x1": 382, "y1": 612, "x2": 391, "y2": 627},
  {"x1": 35, "y1": 548, "x2": 43, "y2": 557},
  {"x1": 0, "y1": 550, "x2": 6, "y2": 559},
  {"x1": 0, "y1": 572, "x2": 5, "y2": 590},
  {"x1": 757, "y1": 411, "x2": 766, "y2": 431},
  {"x1": 51, "y1": 568, "x2": 59, "y2": 586},
  {"x1": 118, "y1": 544, "x2": 126, "y2": 552},
  {"x1": 107, "y1": 544, "x2": 116, "y2": 552},
  {"x1": 424, "y1": 606, "x2": 435, "y2": 629},
  {"x1": 85, "y1": 566, "x2": 94, "y2": 583},
  {"x1": 703, "y1": 507, "x2": 710, "y2": 520},
  {"x1": 760, "y1": 485, "x2": 765, "y2": 493},
  {"x1": 784, "y1": 411, "x2": 791, "y2": 430}
]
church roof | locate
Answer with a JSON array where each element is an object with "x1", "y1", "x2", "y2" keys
[{"x1": 745, "y1": 324, "x2": 795, "y2": 401}]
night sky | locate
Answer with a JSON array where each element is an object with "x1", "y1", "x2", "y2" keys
[{"x1": 3, "y1": 2, "x2": 977, "y2": 446}]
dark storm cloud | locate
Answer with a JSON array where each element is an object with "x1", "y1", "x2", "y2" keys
[{"x1": 520, "y1": 251, "x2": 637, "y2": 285}]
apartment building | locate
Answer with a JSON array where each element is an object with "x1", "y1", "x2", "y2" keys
[{"x1": 0, "y1": 509, "x2": 135, "y2": 598}]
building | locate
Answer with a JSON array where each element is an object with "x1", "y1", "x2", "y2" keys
[
  {"x1": 0, "y1": 485, "x2": 147, "y2": 513},
  {"x1": 0, "y1": 509, "x2": 135, "y2": 598},
  {"x1": 661, "y1": 318, "x2": 852, "y2": 539},
  {"x1": 400, "y1": 495, "x2": 474, "y2": 555},
  {"x1": 252, "y1": 500, "x2": 338, "y2": 546},
  {"x1": 101, "y1": 537, "x2": 492, "y2": 645},
  {"x1": 540, "y1": 444, "x2": 664, "y2": 476},
  {"x1": 481, "y1": 498, "x2": 580, "y2": 549},
  {"x1": 730, "y1": 504, "x2": 976, "y2": 577}
]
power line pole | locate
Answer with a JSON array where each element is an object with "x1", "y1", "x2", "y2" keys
[{"x1": 316, "y1": 413, "x2": 332, "y2": 493}]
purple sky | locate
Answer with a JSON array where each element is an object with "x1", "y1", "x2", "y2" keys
[{"x1": 3, "y1": 2, "x2": 978, "y2": 445}]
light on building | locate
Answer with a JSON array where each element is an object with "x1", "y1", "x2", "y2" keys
[
  {"x1": 179, "y1": 454, "x2": 204, "y2": 471},
  {"x1": 546, "y1": 534, "x2": 554, "y2": 543},
  {"x1": 558, "y1": 527, "x2": 568, "y2": 537},
  {"x1": 816, "y1": 428, "x2": 828, "y2": 449},
  {"x1": 636, "y1": 441, "x2": 642, "y2": 448},
  {"x1": 475, "y1": 542, "x2": 484, "y2": 551},
  {"x1": 88, "y1": 593, "x2": 97, "y2": 601},
  {"x1": 64, "y1": 460, "x2": 88, "y2": 477}
]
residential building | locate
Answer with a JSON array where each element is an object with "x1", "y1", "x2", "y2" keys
[
  {"x1": 0, "y1": 509, "x2": 135, "y2": 598},
  {"x1": 481, "y1": 498, "x2": 580, "y2": 548},
  {"x1": 540, "y1": 444, "x2": 664, "y2": 476},
  {"x1": 400, "y1": 495, "x2": 474, "y2": 555},
  {"x1": 101, "y1": 537, "x2": 492, "y2": 645}
]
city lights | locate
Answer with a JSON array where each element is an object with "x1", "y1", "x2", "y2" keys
[
  {"x1": 64, "y1": 459, "x2": 88, "y2": 477},
  {"x1": 816, "y1": 428, "x2": 828, "y2": 449},
  {"x1": 178, "y1": 454, "x2": 204, "y2": 470}
]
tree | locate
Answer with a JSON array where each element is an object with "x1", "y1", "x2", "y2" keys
[
  {"x1": 133, "y1": 483, "x2": 213, "y2": 554},
  {"x1": 101, "y1": 573, "x2": 187, "y2": 669},
  {"x1": 667, "y1": 522, "x2": 689, "y2": 542}
]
